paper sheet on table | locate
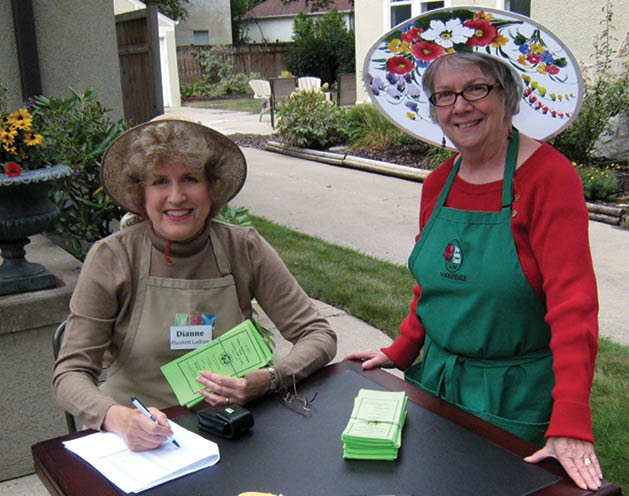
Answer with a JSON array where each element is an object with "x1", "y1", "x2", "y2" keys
[
  {"x1": 161, "y1": 319, "x2": 273, "y2": 408},
  {"x1": 63, "y1": 421, "x2": 219, "y2": 494},
  {"x1": 341, "y1": 389, "x2": 408, "y2": 460}
]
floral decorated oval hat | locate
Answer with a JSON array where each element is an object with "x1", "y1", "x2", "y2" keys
[{"x1": 363, "y1": 6, "x2": 583, "y2": 149}]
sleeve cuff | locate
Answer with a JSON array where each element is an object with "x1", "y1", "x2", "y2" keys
[{"x1": 546, "y1": 400, "x2": 594, "y2": 443}]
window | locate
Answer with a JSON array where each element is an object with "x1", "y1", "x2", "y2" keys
[
  {"x1": 388, "y1": 0, "x2": 446, "y2": 29},
  {"x1": 192, "y1": 30, "x2": 210, "y2": 45},
  {"x1": 421, "y1": 1, "x2": 444, "y2": 13},
  {"x1": 505, "y1": 0, "x2": 530, "y2": 16}
]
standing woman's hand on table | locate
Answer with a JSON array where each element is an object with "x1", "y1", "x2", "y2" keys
[
  {"x1": 344, "y1": 349, "x2": 395, "y2": 370},
  {"x1": 525, "y1": 436, "x2": 603, "y2": 491}
]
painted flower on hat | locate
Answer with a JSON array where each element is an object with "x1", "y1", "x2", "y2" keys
[{"x1": 421, "y1": 18, "x2": 475, "y2": 49}]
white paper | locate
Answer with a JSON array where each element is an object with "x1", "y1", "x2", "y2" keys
[{"x1": 63, "y1": 421, "x2": 220, "y2": 493}]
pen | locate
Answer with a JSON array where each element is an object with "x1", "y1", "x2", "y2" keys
[{"x1": 130, "y1": 396, "x2": 180, "y2": 448}]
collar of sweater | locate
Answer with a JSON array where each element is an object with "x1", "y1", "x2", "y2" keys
[{"x1": 145, "y1": 219, "x2": 213, "y2": 259}]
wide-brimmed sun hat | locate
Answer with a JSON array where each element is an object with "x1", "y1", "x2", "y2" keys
[
  {"x1": 363, "y1": 6, "x2": 583, "y2": 149},
  {"x1": 101, "y1": 119, "x2": 247, "y2": 214}
]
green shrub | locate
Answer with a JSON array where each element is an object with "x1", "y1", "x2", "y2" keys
[
  {"x1": 277, "y1": 90, "x2": 348, "y2": 149},
  {"x1": 31, "y1": 88, "x2": 126, "y2": 260},
  {"x1": 574, "y1": 162, "x2": 619, "y2": 202},
  {"x1": 345, "y1": 103, "x2": 421, "y2": 150},
  {"x1": 190, "y1": 45, "x2": 258, "y2": 98},
  {"x1": 284, "y1": 9, "x2": 354, "y2": 84}
]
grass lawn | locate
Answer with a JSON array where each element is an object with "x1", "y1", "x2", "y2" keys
[
  {"x1": 251, "y1": 214, "x2": 629, "y2": 491},
  {"x1": 183, "y1": 96, "x2": 260, "y2": 114}
]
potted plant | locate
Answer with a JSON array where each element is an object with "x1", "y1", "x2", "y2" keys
[{"x1": 0, "y1": 104, "x2": 71, "y2": 295}]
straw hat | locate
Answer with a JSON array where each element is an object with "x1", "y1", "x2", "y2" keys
[
  {"x1": 363, "y1": 7, "x2": 583, "y2": 149},
  {"x1": 101, "y1": 119, "x2": 247, "y2": 214}
]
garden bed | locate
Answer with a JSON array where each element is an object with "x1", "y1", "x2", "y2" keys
[{"x1": 229, "y1": 133, "x2": 629, "y2": 201}]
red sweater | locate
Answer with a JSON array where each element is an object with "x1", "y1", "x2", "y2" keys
[{"x1": 383, "y1": 142, "x2": 598, "y2": 442}]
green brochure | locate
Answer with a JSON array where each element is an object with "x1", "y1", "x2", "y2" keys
[
  {"x1": 341, "y1": 389, "x2": 408, "y2": 461},
  {"x1": 161, "y1": 319, "x2": 273, "y2": 408}
]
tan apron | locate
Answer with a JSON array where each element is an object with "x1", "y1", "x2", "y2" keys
[{"x1": 101, "y1": 227, "x2": 245, "y2": 409}]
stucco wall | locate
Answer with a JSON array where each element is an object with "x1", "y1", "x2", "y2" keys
[
  {"x1": 175, "y1": 0, "x2": 233, "y2": 45},
  {"x1": 0, "y1": 4, "x2": 21, "y2": 109},
  {"x1": 0, "y1": 1, "x2": 123, "y2": 120}
]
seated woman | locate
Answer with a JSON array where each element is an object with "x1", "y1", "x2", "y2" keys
[{"x1": 53, "y1": 119, "x2": 337, "y2": 451}]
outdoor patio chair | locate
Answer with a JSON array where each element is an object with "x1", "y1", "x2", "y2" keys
[
  {"x1": 248, "y1": 79, "x2": 272, "y2": 122},
  {"x1": 336, "y1": 73, "x2": 356, "y2": 107},
  {"x1": 297, "y1": 76, "x2": 322, "y2": 92},
  {"x1": 52, "y1": 321, "x2": 78, "y2": 434}
]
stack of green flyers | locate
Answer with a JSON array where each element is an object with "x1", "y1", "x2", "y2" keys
[
  {"x1": 161, "y1": 319, "x2": 273, "y2": 408},
  {"x1": 341, "y1": 389, "x2": 408, "y2": 461}
]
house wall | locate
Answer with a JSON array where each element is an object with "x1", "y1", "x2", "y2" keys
[
  {"x1": 354, "y1": 0, "x2": 629, "y2": 102},
  {"x1": 22, "y1": 1, "x2": 123, "y2": 119},
  {"x1": 175, "y1": 0, "x2": 233, "y2": 45},
  {"x1": 245, "y1": 12, "x2": 354, "y2": 43},
  {"x1": 246, "y1": 17, "x2": 296, "y2": 43}
]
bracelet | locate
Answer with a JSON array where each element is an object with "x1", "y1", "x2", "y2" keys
[{"x1": 265, "y1": 366, "x2": 278, "y2": 393}]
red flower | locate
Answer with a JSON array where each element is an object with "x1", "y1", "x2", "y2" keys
[
  {"x1": 411, "y1": 41, "x2": 445, "y2": 63},
  {"x1": 526, "y1": 52, "x2": 542, "y2": 65},
  {"x1": 386, "y1": 56, "x2": 415, "y2": 75},
  {"x1": 401, "y1": 26, "x2": 423, "y2": 44},
  {"x1": 5, "y1": 161, "x2": 22, "y2": 177},
  {"x1": 463, "y1": 19, "x2": 497, "y2": 46},
  {"x1": 546, "y1": 65, "x2": 560, "y2": 75},
  {"x1": 443, "y1": 243, "x2": 455, "y2": 261}
]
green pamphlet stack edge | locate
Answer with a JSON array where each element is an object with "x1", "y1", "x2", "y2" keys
[{"x1": 341, "y1": 389, "x2": 408, "y2": 461}]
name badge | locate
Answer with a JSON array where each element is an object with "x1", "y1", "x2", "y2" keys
[{"x1": 170, "y1": 325, "x2": 213, "y2": 350}]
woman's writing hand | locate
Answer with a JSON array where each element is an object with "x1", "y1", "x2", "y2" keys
[
  {"x1": 344, "y1": 349, "x2": 395, "y2": 370},
  {"x1": 196, "y1": 369, "x2": 269, "y2": 407},
  {"x1": 102, "y1": 404, "x2": 173, "y2": 451},
  {"x1": 524, "y1": 436, "x2": 603, "y2": 491}
]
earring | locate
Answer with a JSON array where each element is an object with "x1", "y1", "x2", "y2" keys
[
  {"x1": 507, "y1": 128, "x2": 513, "y2": 140},
  {"x1": 441, "y1": 136, "x2": 446, "y2": 148}
]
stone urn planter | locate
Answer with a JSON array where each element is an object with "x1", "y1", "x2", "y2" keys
[{"x1": 0, "y1": 164, "x2": 72, "y2": 296}]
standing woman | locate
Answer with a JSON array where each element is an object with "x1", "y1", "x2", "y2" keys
[
  {"x1": 346, "y1": 7, "x2": 602, "y2": 491},
  {"x1": 53, "y1": 119, "x2": 337, "y2": 451}
]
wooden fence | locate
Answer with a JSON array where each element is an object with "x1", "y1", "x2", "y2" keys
[{"x1": 177, "y1": 43, "x2": 292, "y2": 86}]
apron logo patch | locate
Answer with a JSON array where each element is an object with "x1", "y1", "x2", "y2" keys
[{"x1": 442, "y1": 239, "x2": 466, "y2": 279}]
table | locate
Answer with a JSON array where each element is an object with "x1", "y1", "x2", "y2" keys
[{"x1": 33, "y1": 361, "x2": 620, "y2": 496}]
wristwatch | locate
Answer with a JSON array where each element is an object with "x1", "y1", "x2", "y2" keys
[{"x1": 265, "y1": 366, "x2": 278, "y2": 393}]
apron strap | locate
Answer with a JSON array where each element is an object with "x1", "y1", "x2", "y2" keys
[
  {"x1": 209, "y1": 226, "x2": 233, "y2": 277},
  {"x1": 502, "y1": 128, "x2": 519, "y2": 208}
]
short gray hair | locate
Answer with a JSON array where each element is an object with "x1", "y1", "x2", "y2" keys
[{"x1": 422, "y1": 52, "x2": 523, "y2": 122}]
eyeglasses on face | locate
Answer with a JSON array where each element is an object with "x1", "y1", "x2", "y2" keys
[{"x1": 429, "y1": 83, "x2": 502, "y2": 107}]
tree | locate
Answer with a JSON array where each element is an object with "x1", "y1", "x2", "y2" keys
[
  {"x1": 284, "y1": 9, "x2": 355, "y2": 83},
  {"x1": 231, "y1": 0, "x2": 265, "y2": 45},
  {"x1": 157, "y1": 0, "x2": 190, "y2": 21}
]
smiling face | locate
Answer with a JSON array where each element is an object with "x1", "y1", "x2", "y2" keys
[
  {"x1": 144, "y1": 161, "x2": 212, "y2": 242},
  {"x1": 431, "y1": 59, "x2": 511, "y2": 153}
]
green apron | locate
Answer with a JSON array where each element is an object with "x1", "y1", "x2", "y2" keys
[{"x1": 405, "y1": 130, "x2": 553, "y2": 446}]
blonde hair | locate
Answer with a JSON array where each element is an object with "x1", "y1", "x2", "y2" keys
[{"x1": 122, "y1": 120, "x2": 231, "y2": 218}]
